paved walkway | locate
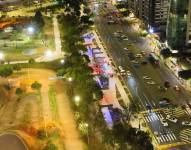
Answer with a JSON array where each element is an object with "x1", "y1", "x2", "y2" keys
[
  {"x1": 0, "y1": 133, "x2": 28, "y2": 150},
  {"x1": 55, "y1": 81, "x2": 86, "y2": 150}
]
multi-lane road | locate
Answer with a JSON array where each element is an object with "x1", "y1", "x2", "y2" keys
[{"x1": 94, "y1": 1, "x2": 191, "y2": 149}]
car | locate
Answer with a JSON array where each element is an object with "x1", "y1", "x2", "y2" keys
[
  {"x1": 143, "y1": 76, "x2": 151, "y2": 80},
  {"x1": 135, "y1": 53, "x2": 143, "y2": 58},
  {"x1": 118, "y1": 66, "x2": 126, "y2": 75},
  {"x1": 127, "y1": 43, "x2": 132, "y2": 46},
  {"x1": 158, "y1": 86, "x2": 167, "y2": 92},
  {"x1": 123, "y1": 37, "x2": 129, "y2": 41},
  {"x1": 127, "y1": 52, "x2": 135, "y2": 60},
  {"x1": 147, "y1": 81, "x2": 156, "y2": 85},
  {"x1": 160, "y1": 118, "x2": 168, "y2": 127},
  {"x1": 126, "y1": 70, "x2": 131, "y2": 76},
  {"x1": 164, "y1": 81, "x2": 170, "y2": 88},
  {"x1": 159, "y1": 98, "x2": 170, "y2": 107},
  {"x1": 154, "y1": 131, "x2": 159, "y2": 137},
  {"x1": 166, "y1": 115, "x2": 178, "y2": 123},
  {"x1": 107, "y1": 20, "x2": 115, "y2": 24},
  {"x1": 131, "y1": 60, "x2": 139, "y2": 64},
  {"x1": 123, "y1": 47, "x2": 129, "y2": 51},
  {"x1": 113, "y1": 32, "x2": 120, "y2": 36},
  {"x1": 182, "y1": 121, "x2": 191, "y2": 126},
  {"x1": 173, "y1": 85, "x2": 180, "y2": 91},
  {"x1": 121, "y1": 35, "x2": 128, "y2": 38},
  {"x1": 141, "y1": 61, "x2": 148, "y2": 65},
  {"x1": 116, "y1": 31, "x2": 123, "y2": 34},
  {"x1": 141, "y1": 51, "x2": 147, "y2": 55}
]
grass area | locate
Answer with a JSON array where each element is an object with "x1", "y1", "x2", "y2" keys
[
  {"x1": 48, "y1": 85, "x2": 59, "y2": 121},
  {"x1": 37, "y1": 91, "x2": 44, "y2": 121},
  {"x1": 0, "y1": 16, "x2": 55, "y2": 61},
  {"x1": 20, "y1": 103, "x2": 32, "y2": 124}
]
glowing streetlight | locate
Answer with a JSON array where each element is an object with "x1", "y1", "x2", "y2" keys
[
  {"x1": 45, "y1": 50, "x2": 53, "y2": 58},
  {"x1": 74, "y1": 95, "x2": 80, "y2": 105},
  {"x1": 0, "y1": 52, "x2": 4, "y2": 60},
  {"x1": 27, "y1": 26, "x2": 34, "y2": 35},
  {"x1": 60, "y1": 59, "x2": 65, "y2": 64},
  {"x1": 84, "y1": 123, "x2": 89, "y2": 127},
  {"x1": 68, "y1": 77, "x2": 73, "y2": 82},
  {"x1": 149, "y1": 27, "x2": 154, "y2": 34}
]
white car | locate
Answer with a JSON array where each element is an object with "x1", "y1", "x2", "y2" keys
[
  {"x1": 161, "y1": 118, "x2": 168, "y2": 127},
  {"x1": 123, "y1": 47, "x2": 129, "y2": 51},
  {"x1": 123, "y1": 38, "x2": 129, "y2": 41},
  {"x1": 131, "y1": 60, "x2": 139, "y2": 64},
  {"x1": 166, "y1": 115, "x2": 178, "y2": 123},
  {"x1": 143, "y1": 76, "x2": 151, "y2": 80},
  {"x1": 147, "y1": 81, "x2": 156, "y2": 85},
  {"x1": 126, "y1": 70, "x2": 131, "y2": 76},
  {"x1": 113, "y1": 32, "x2": 120, "y2": 36},
  {"x1": 182, "y1": 121, "x2": 191, "y2": 126},
  {"x1": 118, "y1": 66, "x2": 126, "y2": 75},
  {"x1": 135, "y1": 54, "x2": 143, "y2": 58}
]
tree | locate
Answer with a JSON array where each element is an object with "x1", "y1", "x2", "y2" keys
[
  {"x1": 15, "y1": 88, "x2": 23, "y2": 98},
  {"x1": 178, "y1": 70, "x2": 191, "y2": 79},
  {"x1": 31, "y1": 81, "x2": 42, "y2": 90},
  {"x1": 43, "y1": 141, "x2": 58, "y2": 150},
  {"x1": 160, "y1": 48, "x2": 171, "y2": 58},
  {"x1": 0, "y1": 65, "x2": 13, "y2": 77},
  {"x1": 13, "y1": 64, "x2": 21, "y2": 72},
  {"x1": 37, "y1": 129, "x2": 47, "y2": 140},
  {"x1": 34, "y1": 11, "x2": 45, "y2": 31},
  {"x1": 28, "y1": 58, "x2": 35, "y2": 64}
]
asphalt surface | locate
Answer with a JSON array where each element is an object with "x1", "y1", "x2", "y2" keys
[
  {"x1": 0, "y1": 133, "x2": 27, "y2": 150},
  {"x1": 94, "y1": 1, "x2": 191, "y2": 148}
]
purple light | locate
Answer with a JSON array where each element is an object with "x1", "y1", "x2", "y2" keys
[{"x1": 149, "y1": 28, "x2": 154, "y2": 34}]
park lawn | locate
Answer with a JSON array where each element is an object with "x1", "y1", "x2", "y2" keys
[{"x1": 48, "y1": 85, "x2": 59, "y2": 121}]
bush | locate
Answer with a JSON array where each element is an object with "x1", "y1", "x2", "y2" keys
[
  {"x1": 37, "y1": 129, "x2": 47, "y2": 140},
  {"x1": 43, "y1": 141, "x2": 58, "y2": 150},
  {"x1": 31, "y1": 81, "x2": 42, "y2": 90}
]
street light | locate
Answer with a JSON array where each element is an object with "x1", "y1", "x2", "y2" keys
[
  {"x1": 0, "y1": 52, "x2": 4, "y2": 60},
  {"x1": 149, "y1": 27, "x2": 154, "y2": 34},
  {"x1": 27, "y1": 26, "x2": 35, "y2": 35},
  {"x1": 68, "y1": 77, "x2": 73, "y2": 82},
  {"x1": 45, "y1": 50, "x2": 53, "y2": 58},
  {"x1": 60, "y1": 59, "x2": 65, "y2": 64},
  {"x1": 74, "y1": 95, "x2": 80, "y2": 105}
]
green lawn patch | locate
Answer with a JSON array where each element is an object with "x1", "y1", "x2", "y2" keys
[{"x1": 48, "y1": 85, "x2": 59, "y2": 121}]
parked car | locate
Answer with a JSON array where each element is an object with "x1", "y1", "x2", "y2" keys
[
  {"x1": 143, "y1": 76, "x2": 151, "y2": 80},
  {"x1": 118, "y1": 66, "x2": 126, "y2": 75},
  {"x1": 158, "y1": 86, "x2": 167, "y2": 92},
  {"x1": 182, "y1": 121, "x2": 191, "y2": 126},
  {"x1": 147, "y1": 81, "x2": 156, "y2": 85},
  {"x1": 161, "y1": 118, "x2": 168, "y2": 127},
  {"x1": 107, "y1": 20, "x2": 115, "y2": 24},
  {"x1": 166, "y1": 115, "x2": 178, "y2": 123},
  {"x1": 164, "y1": 81, "x2": 170, "y2": 88},
  {"x1": 141, "y1": 61, "x2": 148, "y2": 65},
  {"x1": 173, "y1": 85, "x2": 180, "y2": 91}
]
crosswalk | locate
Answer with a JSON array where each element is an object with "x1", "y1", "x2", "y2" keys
[
  {"x1": 156, "y1": 131, "x2": 177, "y2": 144},
  {"x1": 143, "y1": 113, "x2": 178, "y2": 144},
  {"x1": 162, "y1": 107, "x2": 185, "y2": 118},
  {"x1": 180, "y1": 129, "x2": 191, "y2": 143},
  {"x1": 143, "y1": 112, "x2": 163, "y2": 122}
]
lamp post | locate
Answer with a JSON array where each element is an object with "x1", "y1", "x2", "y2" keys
[
  {"x1": 84, "y1": 123, "x2": 89, "y2": 145},
  {"x1": 74, "y1": 95, "x2": 80, "y2": 106}
]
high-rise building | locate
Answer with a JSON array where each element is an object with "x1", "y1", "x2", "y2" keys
[
  {"x1": 128, "y1": 0, "x2": 169, "y2": 32},
  {"x1": 166, "y1": 0, "x2": 191, "y2": 51}
]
